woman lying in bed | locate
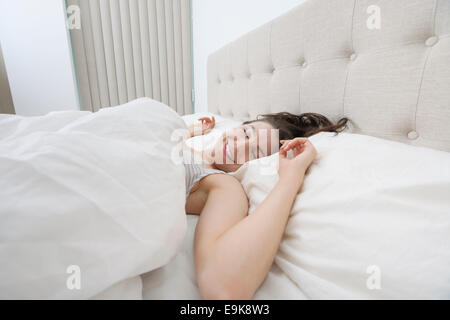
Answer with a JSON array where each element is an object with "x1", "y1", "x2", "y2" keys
[{"x1": 184, "y1": 112, "x2": 348, "y2": 300}]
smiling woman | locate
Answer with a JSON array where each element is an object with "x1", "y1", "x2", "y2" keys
[
  {"x1": 182, "y1": 111, "x2": 348, "y2": 299},
  {"x1": 186, "y1": 112, "x2": 349, "y2": 173}
]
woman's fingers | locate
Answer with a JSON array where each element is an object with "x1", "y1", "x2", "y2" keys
[
  {"x1": 281, "y1": 138, "x2": 308, "y2": 152},
  {"x1": 292, "y1": 144, "x2": 305, "y2": 157},
  {"x1": 199, "y1": 117, "x2": 211, "y2": 124},
  {"x1": 198, "y1": 118, "x2": 211, "y2": 134},
  {"x1": 280, "y1": 140, "x2": 290, "y2": 150},
  {"x1": 198, "y1": 117, "x2": 216, "y2": 130}
]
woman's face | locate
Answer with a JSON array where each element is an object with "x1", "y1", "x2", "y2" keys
[{"x1": 211, "y1": 121, "x2": 278, "y2": 172}]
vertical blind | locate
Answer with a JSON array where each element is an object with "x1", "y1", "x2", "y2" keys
[{"x1": 68, "y1": 0, "x2": 193, "y2": 115}]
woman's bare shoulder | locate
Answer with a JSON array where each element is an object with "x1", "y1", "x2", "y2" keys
[
  {"x1": 186, "y1": 173, "x2": 245, "y2": 215},
  {"x1": 199, "y1": 172, "x2": 242, "y2": 190}
]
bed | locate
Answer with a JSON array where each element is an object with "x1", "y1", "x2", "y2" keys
[
  {"x1": 1, "y1": 0, "x2": 449, "y2": 300},
  {"x1": 142, "y1": 0, "x2": 450, "y2": 300}
]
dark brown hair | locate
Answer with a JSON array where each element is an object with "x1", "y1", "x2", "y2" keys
[{"x1": 244, "y1": 112, "x2": 349, "y2": 147}]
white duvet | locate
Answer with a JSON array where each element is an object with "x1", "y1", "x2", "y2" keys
[
  {"x1": 143, "y1": 125, "x2": 450, "y2": 299},
  {"x1": 0, "y1": 98, "x2": 187, "y2": 299}
]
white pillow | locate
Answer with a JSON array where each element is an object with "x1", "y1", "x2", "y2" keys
[{"x1": 232, "y1": 132, "x2": 450, "y2": 299}]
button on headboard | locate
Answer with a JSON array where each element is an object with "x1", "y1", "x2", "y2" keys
[{"x1": 207, "y1": 0, "x2": 450, "y2": 152}]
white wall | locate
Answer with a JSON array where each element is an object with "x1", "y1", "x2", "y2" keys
[
  {"x1": 192, "y1": 0, "x2": 305, "y2": 113},
  {"x1": 0, "y1": 0, "x2": 79, "y2": 116}
]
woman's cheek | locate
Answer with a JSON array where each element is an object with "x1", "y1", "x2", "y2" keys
[{"x1": 235, "y1": 141, "x2": 249, "y2": 164}]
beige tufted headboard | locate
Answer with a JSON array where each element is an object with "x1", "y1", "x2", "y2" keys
[{"x1": 207, "y1": 0, "x2": 450, "y2": 152}]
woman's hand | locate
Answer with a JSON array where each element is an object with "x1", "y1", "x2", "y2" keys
[
  {"x1": 278, "y1": 138, "x2": 317, "y2": 193},
  {"x1": 188, "y1": 116, "x2": 216, "y2": 137}
]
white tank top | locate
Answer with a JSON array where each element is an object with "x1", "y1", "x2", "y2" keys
[{"x1": 184, "y1": 163, "x2": 226, "y2": 198}]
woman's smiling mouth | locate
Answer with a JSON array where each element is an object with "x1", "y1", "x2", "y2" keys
[{"x1": 224, "y1": 142, "x2": 233, "y2": 163}]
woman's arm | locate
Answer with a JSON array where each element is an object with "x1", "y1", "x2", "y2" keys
[
  {"x1": 196, "y1": 175, "x2": 302, "y2": 300},
  {"x1": 195, "y1": 138, "x2": 316, "y2": 300}
]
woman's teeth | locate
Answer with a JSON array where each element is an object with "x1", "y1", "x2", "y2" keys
[{"x1": 226, "y1": 143, "x2": 233, "y2": 163}]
